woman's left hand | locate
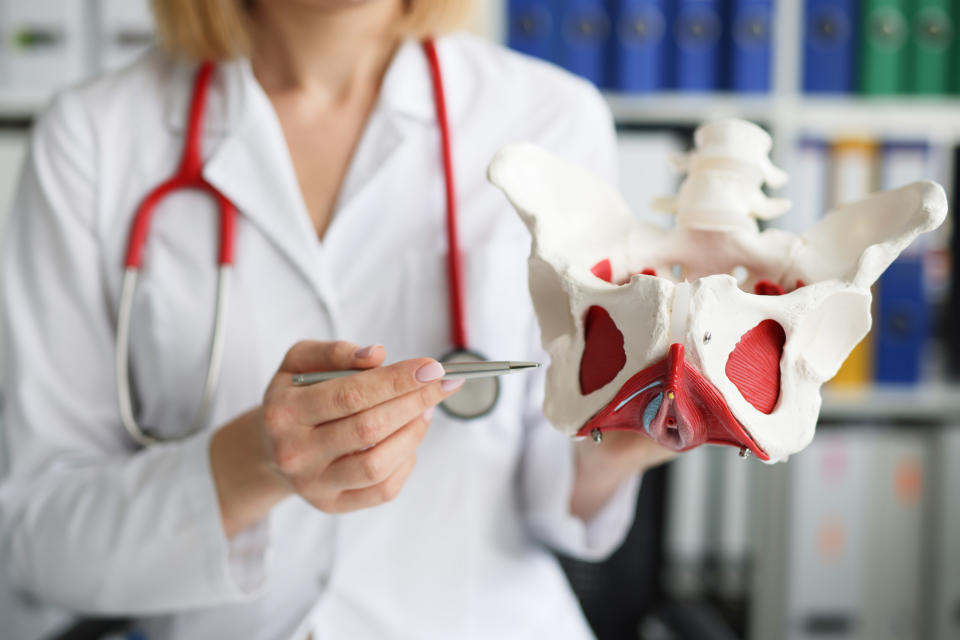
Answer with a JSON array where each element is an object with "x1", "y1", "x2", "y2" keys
[{"x1": 570, "y1": 431, "x2": 678, "y2": 521}]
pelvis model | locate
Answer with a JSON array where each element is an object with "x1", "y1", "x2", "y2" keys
[{"x1": 488, "y1": 119, "x2": 947, "y2": 462}]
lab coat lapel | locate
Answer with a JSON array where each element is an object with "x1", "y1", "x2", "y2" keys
[
  {"x1": 321, "y1": 39, "x2": 437, "y2": 276},
  {"x1": 161, "y1": 42, "x2": 438, "y2": 313},
  {"x1": 199, "y1": 63, "x2": 332, "y2": 304}
]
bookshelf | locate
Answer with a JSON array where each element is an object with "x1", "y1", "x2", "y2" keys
[
  {"x1": 477, "y1": 2, "x2": 960, "y2": 424},
  {"x1": 485, "y1": 7, "x2": 959, "y2": 640},
  {"x1": 607, "y1": 93, "x2": 960, "y2": 141},
  {"x1": 821, "y1": 384, "x2": 960, "y2": 422}
]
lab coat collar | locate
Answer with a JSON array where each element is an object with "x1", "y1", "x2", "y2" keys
[
  {"x1": 161, "y1": 54, "x2": 248, "y2": 134},
  {"x1": 378, "y1": 38, "x2": 437, "y2": 123},
  {"x1": 160, "y1": 37, "x2": 436, "y2": 134},
  {"x1": 157, "y1": 39, "x2": 438, "y2": 321},
  {"x1": 197, "y1": 59, "x2": 338, "y2": 314}
]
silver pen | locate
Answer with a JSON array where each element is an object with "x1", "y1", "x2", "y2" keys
[{"x1": 291, "y1": 361, "x2": 540, "y2": 386}]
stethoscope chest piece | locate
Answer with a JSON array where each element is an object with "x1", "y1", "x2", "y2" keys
[{"x1": 439, "y1": 349, "x2": 500, "y2": 420}]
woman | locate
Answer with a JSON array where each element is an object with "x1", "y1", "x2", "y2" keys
[{"x1": 0, "y1": 1, "x2": 673, "y2": 637}]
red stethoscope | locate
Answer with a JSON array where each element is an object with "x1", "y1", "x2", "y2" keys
[{"x1": 116, "y1": 40, "x2": 496, "y2": 447}]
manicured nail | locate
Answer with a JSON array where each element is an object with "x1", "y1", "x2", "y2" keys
[
  {"x1": 355, "y1": 344, "x2": 380, "y2": 359},
  {"x1": 416, "y1": 361, "x2": 444, "y2": 382},
  {"x1": 441, "y1": 378, "x2": 466, "y2": 392},
  {"x1": 423, "y1": 406, "x2": 435, "y2": 422}
]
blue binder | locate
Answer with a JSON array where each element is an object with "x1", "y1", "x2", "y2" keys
[
  {"x1": 727, "y1": 0, "x2": 773, "y2": 92},
  {"x1": 673, "y1": 0, "x2": 724, "y2": 90},
  {"x1": 556, "y1": 0, "x2": 612, "y2": 85},
  {"x1": 611, "y1": 0, "x2": 669, "y2": 92},
  {"x1": 507, "y1": 0, "x2": 556, "y2": 61},
  {"x1": 803, "y1": 0, "x2": 858, "y2": 93},
  {"x1": 875, "y1": 257, "x2": 928, "y2": 384}
]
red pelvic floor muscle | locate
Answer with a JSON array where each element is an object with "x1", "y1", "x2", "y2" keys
[
  {"x1": 590, "y1": 259, "x2": 659, "y2": 286},
  {"x1": 754, "y1": 279, "x2": 786, "y2": 296},
  {"x1": 579, "y1": 306, "x2": 627, "y2": 395},
  {"x1": 725, "y1": 319, "x2": 786, "y2": 415},
  {"x1": 578, "y1": 343, "x2": 769, "y2": 460},
  {"x1": 591, "y1": 259, "x2": 613, "y2": 283}
]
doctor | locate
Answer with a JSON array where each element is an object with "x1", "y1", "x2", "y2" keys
[{"x1": 0, "y1": 1, "x2": 674, "y2": 638}]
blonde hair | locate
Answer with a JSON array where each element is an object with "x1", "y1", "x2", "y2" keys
[{"x1": 151, "y1": 0, "x2": 475, "y2": 61}]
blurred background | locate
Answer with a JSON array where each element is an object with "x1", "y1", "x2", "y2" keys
[{"x1": 0, "y1": 1, "x2": 957, "y2": 639}]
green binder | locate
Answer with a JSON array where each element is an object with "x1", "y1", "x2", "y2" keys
[
  {"x1": 954, "y1": 0, "x2": 960, "y2": 92},
  {"x1": 860, "y1": 0, "x2": 910, "y2": 94},
  {"x1": 910, "y1": 0, "x2": 955, "y2": 94}
]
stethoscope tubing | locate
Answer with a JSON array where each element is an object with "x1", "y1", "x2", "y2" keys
[
  {"x1": 117, "y1": 40, "x2": 476, "y2": 444},
  {"x1": 116, "y1": 266, "x2": 231, "y2": 447},
  {"x1": 422, "y1": 39, "x2": 468, "y2": 351},
  {"x1": 116, "y1": 60, "x2": 237, "y2": 446}
]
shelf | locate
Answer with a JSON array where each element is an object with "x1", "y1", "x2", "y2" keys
[
  {"x1": 607, "y1": 92, "x2": 960, "y2": 140},
  {"x1": 605, "y1": 92, "x2": 777, "y2": 126},
  {"x1": 819, "y1": 384, "x2": 960, "y2": 423},
  {"x1": 0, "y1": 88, "x2": 53, "y2": 120},
  {"x1": 785, "y1": 97, "x2": 960, "y2": 141}
]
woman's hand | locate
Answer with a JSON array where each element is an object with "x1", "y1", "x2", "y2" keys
[
  {"x1": 570, "y1": 431, "x2": 679, "y2": 522},
  {"x1": 211, "y1": 340, "x2": 463, "y2": 537}
]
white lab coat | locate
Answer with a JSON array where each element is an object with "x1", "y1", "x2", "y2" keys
[{"x1": 0, "y1": 34, "x2": 640, "y2": 639}]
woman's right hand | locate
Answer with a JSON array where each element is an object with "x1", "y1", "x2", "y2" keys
[{"x1": 211, "y1": 341, "x2": 463, "y2": 537}]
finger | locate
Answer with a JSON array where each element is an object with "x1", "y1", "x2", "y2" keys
[
  {"x1": 322, "y1": 410, "x2": 432, "y2": 489},
  {"x1": 327, "y1": 453, "x2": 418, "y2": 513},
  {"x1": 291, "y1": 356, "x2": 447, "y2": 424},
  {"x1": 310, "y1": 376, "x2": 456, "y2": 457},
  {"x1": 279, "y1": 340, "x2": 385, "y2": 375}
]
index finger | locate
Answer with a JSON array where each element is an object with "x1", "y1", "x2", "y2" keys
[{"x1": 291, "y1": 357, "x2": 445, "y2": 423}]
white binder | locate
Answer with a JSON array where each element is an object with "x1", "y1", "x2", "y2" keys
[
  {"x1": 0, "y1": 0, "x2": 91, "y2": 92},
  {"x1": 93, "y1": 0, "x2": 155, "y2": 73},
  {"x1": 932, "y1": 427, "x2": 960, "y2": 640},
  {"x1": 778, "y1": 138, "x2": 827, "y2": 234},
  {"x1": 617, "y1": 129, "x2": 685, "y2": 228},
  {"x1": 785, "y1": 430, "x2": 872, "y2": 639}
]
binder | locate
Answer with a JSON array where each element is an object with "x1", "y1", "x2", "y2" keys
[
  {"x1": 0, "y1": 0, "x2": 91, "y2": 92},
  {"x1": 727, "y1": 0, "x2": 773, "y2": 92},
  {"x1": 508, "y1": 0, "x2": 556, "y2": 60},
  {"x1": 908, "y1": 0, "x2": 954, "y2": 94},
  {"x1": 556, "y1": 0, "x2": 612, "y2": 85},
  {"x1": 954, "y1": 0, "x2": 960, "y2": 94},
  {"x1": 859, "y1": 0, "x2": 910, "y2": 94},
  {"x1": 874, "y1": 142, "x2": 935, "y2": 385},
  {"x1": 802, "y1": 0, "x2": 858, "y2": 93},
  {"x1": 880, "y1": 141, "x2": 931, "y2": 254},
  {"x1": 663, "y1": 446, "x2": 711, "y2": 596},
  {"x1": 786, "y1": 431, "x2": 929, "y2": 640},
  {"x1": 874, "y1": 257, "x2": 928, "y2": 384},
  {"x1": 860, "y1": 432, "x2": 927, "y2": 640},
  {"x1": 616, "y1": 128, "x2": 685, "y2": 225},
  {"x1": 785, "y1": 431, "x2": 871, "y2": 638},
  {"x1": 948, "y1": 146, "x2": 960, "y2": 379},
  {"x1": 828, "y1": 139, "x2": 880, "y2": 388},
  {"x1": 715, "y1": 448, "x2": 751, "y2": 601},
  {"x1": 778, "y1": 138, "x2": 828, "y2": 234},
  {"x1": 932, "y1": 427, "x2": 960, "y2": 640},
  {"x1": 93, "y1": 0, "x2": 155, "y2": 73},
  {"x1": 672, "y1": 0, "x2": 723, "y2": 90},
  {"x1": 611, "y1": 0, "x2": 669, "y2": 92}
]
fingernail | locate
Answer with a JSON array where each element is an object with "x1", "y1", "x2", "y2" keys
[
  {"x1": 441, "y1": 378, "x2": 465, "y2": 392},
  {"x1": 415, "y1": 361, "x2": 444, "y2": 383},
  {"x1": 355, "y1": 344, "x2": 380, "y2": 359},
  {"x1": 423, "y1": 406, "x2": 435, "y2": 422}
]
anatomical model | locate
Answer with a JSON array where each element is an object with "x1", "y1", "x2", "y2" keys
[{"x1": 488, "y1": 119, "x2": 947, "y2": 462}]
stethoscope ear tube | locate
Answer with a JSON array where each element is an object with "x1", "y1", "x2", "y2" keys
[{"x1": 116, "y1": 265, "x2": 232, "y2": 446}]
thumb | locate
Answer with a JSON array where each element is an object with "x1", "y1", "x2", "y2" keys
[{"x1": 279, "y1": 340, "x2": 385, "y2": 374}]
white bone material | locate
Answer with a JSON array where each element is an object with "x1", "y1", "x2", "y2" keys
[{"x1": 488, "y1": 119, "x2": 948, "y2": 462}]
